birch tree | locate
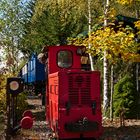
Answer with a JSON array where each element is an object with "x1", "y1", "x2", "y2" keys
[
  {"x1": 103, "y1": 0, "x2": 110, "y2": 116},
  {"x1": 88, "y1": 0, "x2": 94, "y2": 71},
  {"x1": 69, "y1": 19, "x2": 139, "y2": 118}
]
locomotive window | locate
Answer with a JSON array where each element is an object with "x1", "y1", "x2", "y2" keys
[{"x1": 57, "y1": 50, "x2": 72, "y2": 68}]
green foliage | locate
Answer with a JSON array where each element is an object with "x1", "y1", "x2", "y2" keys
[
  {"x1": 0, "y1": 73, "x2": 9, "y2": 132},
  {"x1": 24, "y1": 0, "x2": 88, "y2": 49},
  {"x1": 20, "y1": 0, "x2": 104, "y2": 54},
  {"x1": 0, "y1": 0, "x2": 36, "y2": 73},
  {"x1": 16, "y1": 92, "x2": 28, "y2": 121},
  {"x1": 0, "y1": 74, "x2": 8, "y2": 114},
  {"x1": 113, "y1": 74, "x2": 138, "y2": 119}
]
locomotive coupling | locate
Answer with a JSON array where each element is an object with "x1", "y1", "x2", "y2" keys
[
  {"x1": 65, "y1": 117, "x2": 99, "y2": 132},
  {"x1": 82, "y1": 117, "x2": 88, "y2": 124}
]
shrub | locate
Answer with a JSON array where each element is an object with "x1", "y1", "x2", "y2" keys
[
  {"x1": 16, "y1": 92, "x2": 29, "y2": 121},
  {"x1": 0, "y1": 73, "x2": 29, "y2": 123},
  {"x1": 0, "y1": 73, "x2": 8, "y2": 133},
  {"x1": 113, "y1": 74, "x2": 138, "y2": 119},
  {"x1": 0, "y1": 74, "x2": 7, "y2": 115}
]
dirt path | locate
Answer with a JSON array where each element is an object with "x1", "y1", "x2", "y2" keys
[
  {"x1": 102, "y1": 119, "x2": 140, "y2": 140},
  {"x1": 11, "y1": 97, "x2": 51, "y2": 140},
  {"x1": 8, "y1": 97, "x2": 140, "y2": 140}
]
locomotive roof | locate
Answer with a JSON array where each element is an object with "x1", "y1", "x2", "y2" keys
[{"x1": 42, "y1": 45, "x2": 83, "y2": 53}]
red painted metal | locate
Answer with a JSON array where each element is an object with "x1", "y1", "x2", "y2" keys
[
  {"x1": 22, "y1": 110, "x2": 33, "y2": 118},
  {"x1": 45, "y1": 45, "x2": 103, "y2": 139},
  {"x1": 20, "y1": 116, "x2": 33, "y2": 129},
  {"x1": 46, "y1": 45, "x2": 81, "y2": 74}
]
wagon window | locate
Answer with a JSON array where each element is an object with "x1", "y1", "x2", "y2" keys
[{"x1": 57, "y1": 50, "x2": 72, "y2": 68}]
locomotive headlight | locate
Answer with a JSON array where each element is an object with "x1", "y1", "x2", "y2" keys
[{"x1": 10, "y1": 81, "x2": 19, "y2": 91}]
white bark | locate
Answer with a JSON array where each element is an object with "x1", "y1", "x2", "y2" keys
[
  {"x1": 110, "y1": 65, "x2": 114, "y2": 121},
  {"x1": 103, "y1": 0, "x2": 109, "y2": 115},
  {"x1": 103, "y1": 51, "x2": 109, "y2": 114},
  {"x1": 88, "y1": 0, "x2": 94, "y2": 71}
]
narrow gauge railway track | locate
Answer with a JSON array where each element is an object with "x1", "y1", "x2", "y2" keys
[
  {"x1": 10, "y1": 96, "x2": 140, "y2": 140},
  {"x1": 11, "y1": 96, "x2": 97, "y2": 140},
  {"x1": 11, "y1": 96, "x2": 51, "y2": 140}
]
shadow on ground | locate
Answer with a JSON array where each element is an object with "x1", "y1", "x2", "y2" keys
[
  {"x1": 101, "y1": 125, "x2": 140, "y2": 140},
  {"x1": 32, "y1": 110, "x2": 46, "y2": 121}
]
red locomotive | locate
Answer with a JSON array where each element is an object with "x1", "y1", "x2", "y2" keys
[{"x1": 42, "y1": 45, "x2": 103, "y2": 139}]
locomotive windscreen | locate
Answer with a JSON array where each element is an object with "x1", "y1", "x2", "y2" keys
[{"x1": 57, "y1": 50, "x2": 73, "y2": 68}]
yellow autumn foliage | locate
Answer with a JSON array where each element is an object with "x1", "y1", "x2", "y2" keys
[
  {"x1": 69, "y1": 26, "x2": 139, "y2": 63},
  {"x1": 0, "y1": 74, "x2": 7, "y2": 113},
  {"x1": 117, "y1": 0, "x2": 134, "y2": 5},
  {"x1": 135, "y1": 20, "x2": 140, "y2": 34}
]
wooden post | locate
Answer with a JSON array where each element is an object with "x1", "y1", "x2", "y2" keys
[{"x1": 6, "y1": 84, "x2": 11, "y2": 140}]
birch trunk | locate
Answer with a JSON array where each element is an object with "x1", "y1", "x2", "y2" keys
[
  {"x1": 88, "y1": 0, "x2": 94, "y2": 71},
  {"x1": 103, "y1": 51, "x2": 109, "y2": 115},
  {"x1": 103, "y1": 0, "x2": 109, "y2": 115},
  {"x1": 110, "y1": 65, "x2": 114, "y2": 121}
]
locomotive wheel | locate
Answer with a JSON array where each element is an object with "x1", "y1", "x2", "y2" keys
[{"x1": 20, "y1": 116, "x2": 33, "y2": 129}]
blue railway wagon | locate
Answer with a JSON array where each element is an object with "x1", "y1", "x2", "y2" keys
[
  {"x1": 20, "y1": 53, "x2": 46, "y2": 95},
  {"x1": 27, "y1": 53, "x2": 46, "y2": 95},
  {"x1": 27, "y1": 57, "x2": 32, "y2": 83},
  {"x1": 21, "y1": 63, "x2": 28, "y2": 83},
  {"x1": 27, "y1": 53, "x2": 46, "y2": 83}
]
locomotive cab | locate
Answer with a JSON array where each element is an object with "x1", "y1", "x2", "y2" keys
[
  {"x1": 43, "y1": 45, "x2": 102, "y2": 140},
  {"x1": 43, "y1": 45, "x2": 86, "y2": 74}
]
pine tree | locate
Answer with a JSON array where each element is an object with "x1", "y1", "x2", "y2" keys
[{"x1": 113, "y1": 74, "x2": 138, "y2": 119}]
